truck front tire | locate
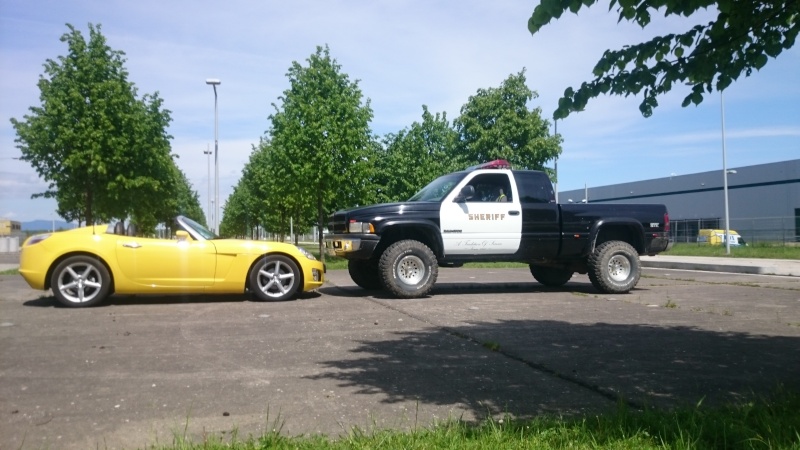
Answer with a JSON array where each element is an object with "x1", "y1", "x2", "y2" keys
[
  {"x1": 379, "y1": 240, "x2": 438, "y2": 298},
  {"x1": 587, "y1": 240, "x2": 640, "y2": 294},
  {"x1": 529, "y1": 265, "x2": 573, "y2": 287},
  {"x1": 348, "y1": 259, "x2": 383, "y2": 290}
]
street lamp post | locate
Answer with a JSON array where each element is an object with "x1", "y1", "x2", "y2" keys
[
  {"x1": 205, "y1": 78, "x2": 221, "y2": 234},
  {"x1": 203, "y1": 145, "x2": 212, "y2": 228},
  {"x1": 554, "y1": 119, "x2": 558, "y2": 203},
  {"x1": 721, "y1": 91, "x2": 731, "y2": 255}
]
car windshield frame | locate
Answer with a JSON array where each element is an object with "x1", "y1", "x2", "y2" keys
[
  {"x1": 177, "y1": 215, "x2": 217, "y2": 240},
  {"x1": 407, "y1": 172, "x2": 467, "y2": 202}
]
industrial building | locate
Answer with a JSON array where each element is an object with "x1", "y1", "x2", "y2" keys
[{"x1": 559, "y1": 159, "x2": 800, "y2": 244}]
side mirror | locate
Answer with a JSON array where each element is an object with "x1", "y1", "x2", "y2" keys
[
  {"x1": 176, "y1": 230, "x2": 191, "y2": 242},
  {"x1": 453, "y1": 185, "x2": 475, "y2": 203}
]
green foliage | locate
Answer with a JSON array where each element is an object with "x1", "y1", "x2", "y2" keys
[
  {"x1": 267, "y1": 45, "x2": 375, "y2": 256},
  {"x1": 11, "y1": 23, "x2": 178, "y2": 225},
  {"x1": 372, "y1": 106, "x2": 460, "y2": 203},
  {"x1": 454, "y1": 70, "x2": 562, "y2": 173},
  {"x1": 145, "y1": 387, "x2": 800, "y2": 449},
  {"x1": 665, "y1": 242, "x2": 800, "y2": 259},
  {"x1": 528, "y1": 0, "x2": 800, "y2": 118}
]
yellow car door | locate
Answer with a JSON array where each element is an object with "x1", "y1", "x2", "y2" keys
[{"x1": 115, "y1": 233, "x2": 217, "y2": 290}]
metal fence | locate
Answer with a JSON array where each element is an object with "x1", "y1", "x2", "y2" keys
[{"x1": 670, "y1": 216, "x2": 800, "y2": 245}]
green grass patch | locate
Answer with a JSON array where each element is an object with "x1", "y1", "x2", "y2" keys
[
  {"x1": 149, "y1": 387, "x2": 799, "y2": 449},
  {"x1": 665, "y1": 242, "x2": 800, "y2": 260},
  {"x1": 0, "y1": 268, "x2": 18, "y2": 275}
]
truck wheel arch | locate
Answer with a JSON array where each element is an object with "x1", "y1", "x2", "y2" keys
[
  {"x1": 375, "y1": 221, "x2": 444, "y2": 260},
  {"x1": 589, "y1": 219, "x2": 645, "y2": 254}
]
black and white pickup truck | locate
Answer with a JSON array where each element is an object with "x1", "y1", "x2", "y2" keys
[{"x1": 325, "y1": 160, "x2": 671, "y2": 298}]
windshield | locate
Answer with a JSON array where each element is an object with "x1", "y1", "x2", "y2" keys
[
  {"x1": 180, "y1": 216, "x2": 217, "y2": 240},
  {"x1": 407, "y1": 172, "x2": 466, "y2": 202}
]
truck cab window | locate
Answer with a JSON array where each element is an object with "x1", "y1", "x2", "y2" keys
[
  {"x1": 516, "y1": 171, "x2": 555, "y2": 203},
  {"x1": 466, "y1": 173, "x2": 513, "y2": 202}
]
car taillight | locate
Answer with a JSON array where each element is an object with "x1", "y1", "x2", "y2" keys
[{"x1": 664, "y1": 213, "x2": 670, "y2": 233}]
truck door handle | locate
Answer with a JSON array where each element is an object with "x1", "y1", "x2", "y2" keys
[{"x1": 508, "y1": 211, "x2": 520, "y2": 216}]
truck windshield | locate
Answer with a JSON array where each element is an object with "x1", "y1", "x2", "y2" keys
[{"x1": 407, "y1": 172, "x2": 467, "y2": 202}]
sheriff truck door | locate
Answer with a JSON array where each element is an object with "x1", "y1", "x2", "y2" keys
[{"x1": 440, "y1": 171, "x2": 522, "y2": 256}]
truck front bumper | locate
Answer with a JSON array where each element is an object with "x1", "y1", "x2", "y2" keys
[{"x1": 324, "y1": 234, "x2": 380, "y2": 260}]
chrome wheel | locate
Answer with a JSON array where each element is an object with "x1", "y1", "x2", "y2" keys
[
  {"x1": 50, "y1": 256, "x2": 111, "y2": 307},
  {"x1": 395, "y1": 254, "x2": 426, "y2": 286},
  {"x1": 250, "y1": 255, "x2": 300, "y2": 302},
  {"x1": 607, "y1": 254, "x2": 632, "y2": 282}
]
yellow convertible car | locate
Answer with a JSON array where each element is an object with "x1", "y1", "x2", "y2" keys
[{"x1": 19, "y1": 215, "x2": 325, "y2": 307}]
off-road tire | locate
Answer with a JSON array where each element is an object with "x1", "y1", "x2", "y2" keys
[
  {"x1": 348, "y1": 259, "x2": 383, "y2": 290},
  {"x1": 378, "y1": 240, "x2": 438, "y2": 299},
  {"x1": 587, "y1": 241, "x2": 640, "y2": 294},
  {"x1": 50, "y1": 255, "x2": 112, "y2": 307},
  {"x1": 529, "y1": 265, "x2": 573, "y2": 287}
]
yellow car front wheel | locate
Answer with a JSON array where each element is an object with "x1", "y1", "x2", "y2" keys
[{"x1": 249, "y1": 255, "x2": 300, "y2": 302}]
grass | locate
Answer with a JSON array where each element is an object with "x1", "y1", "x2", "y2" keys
[
  {"x1": 664, "y1": 242, "x2": 800, "y2": 260},
  {"x1": 148, "y1": 387, "x2": 800, "y2": 449},
  {"x1": 0, "y1": 268, "x2": 18, "y2": 275}
]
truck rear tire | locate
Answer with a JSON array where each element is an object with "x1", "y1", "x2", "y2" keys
[
  {"x1": 348, "y1": 259, "x2": 383, "y2": 290},
  {"x1": 529, "y1": 265, "x2": 573, "y2": 287},
  {"x1": 587, "y1": 240, "x2": 640, "y2": 294},
  {"x1": 379, "y1": 240, "x2": 438, "y2": 298}
]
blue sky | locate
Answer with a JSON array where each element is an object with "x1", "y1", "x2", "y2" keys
[{"x1": 1, "y1": 1, "x2": 798, "y2": 222}]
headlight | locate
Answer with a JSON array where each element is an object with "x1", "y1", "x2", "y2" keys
[
  {"x1": 295, "y1": 246, "x2": 317, "y2": 261},
  {"x1": 24, "y1": 233, "x2": 51, "y2": 246},
  {"x1": 348, "y1": 221, "x2": 374, "y2": 233}
]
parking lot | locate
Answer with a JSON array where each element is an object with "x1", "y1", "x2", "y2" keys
[{"x1": 1, "y1": 265, "x2": 799, "y2": 449}]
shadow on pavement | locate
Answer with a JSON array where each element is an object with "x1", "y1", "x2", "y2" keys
[
  {"x1": 306, "y1": 318, "x2": 800, "y2": 418},
  {"x1": 23, "y1": 291, "x2": 322, "y2": 308}
]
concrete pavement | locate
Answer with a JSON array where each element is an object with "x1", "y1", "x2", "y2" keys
[{"x1": 640, "y1": 255, "x2": 800, "y2": 277}]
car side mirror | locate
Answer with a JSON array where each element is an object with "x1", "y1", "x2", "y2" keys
[
  {"x1": 176, "y1": 230, "x2": 191, "y2": 242},
  {"x1": 454, "y1": 185, "x2": 475, "y2": 203}
]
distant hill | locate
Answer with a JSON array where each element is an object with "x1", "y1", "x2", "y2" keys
[{"x1": 21, "y1": 220, "x2": 78, "y2": 232}]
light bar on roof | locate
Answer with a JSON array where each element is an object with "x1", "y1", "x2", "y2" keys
[{"x1": 467, "y1": 159, "x2": 512, "y2": 170}]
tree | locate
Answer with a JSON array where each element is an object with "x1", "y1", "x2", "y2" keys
[
  {"x1": 454, "y1": 71, "x2": 561, "y2": 173},
  {"x1": 11, "y1": 23, "x2": 175, "y2": 224},
  {"x1": 268, "y1": 45, "x2": 374, "y2": 259},
  {"x1": 373, "y1": 106, "x2": 460, "y2": 203},
  {"x1": 528, "y1": 0, "x2": 799, "y2": 118},
  {"x1": 219, "y1": 182, "x2": 257, "y2": 238}
]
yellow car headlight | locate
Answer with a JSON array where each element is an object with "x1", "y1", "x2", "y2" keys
[
  {"x1": 24, "y1": 233, "x2": 51, "y2": 246},
  {"x1": 295, "y1": 246, "x2": 317, "y2": 261}
]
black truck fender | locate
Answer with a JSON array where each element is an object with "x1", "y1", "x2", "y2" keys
[
  {"x1": 373, "y1": 219, "x2": 445, "y2": 260},
  {"x1": 588, "y1": 218, "x2": 645, "y2": 256}
]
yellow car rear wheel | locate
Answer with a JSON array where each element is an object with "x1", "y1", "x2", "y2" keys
[{"x1": 51, "y1": 255, "x2": 111, "y2": 307}]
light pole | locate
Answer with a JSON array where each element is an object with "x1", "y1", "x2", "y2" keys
[
  {"x1": 720, "y1": 90, "x2": 731, "y2": 255},
  {"x1": 203, "y1": 144, "x2": 212, "y2": 228},
  {"x1": 205, "y1": 78, "x2": 221, "y2": 234},
  {"x1": 554, "y1": 119, "x2": 558, "y2": 203}
]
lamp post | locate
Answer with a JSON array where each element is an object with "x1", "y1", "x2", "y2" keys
[
  {"x1": 205, "y1": 78, "x2": 221, "y2": 233},
  {"x1": 720, "y1": 91, "x2": 731, "y2": 255},
  {"x1": 203, "y1": 145, "x2": 212, "y2": 228},
  {"x1": 554, "y1": 119, "x2": 558, "y2": 203}
]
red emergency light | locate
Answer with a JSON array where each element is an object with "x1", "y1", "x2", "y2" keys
[{"x1": 467, "y1": 159, "x2": 512, "y2": 170}]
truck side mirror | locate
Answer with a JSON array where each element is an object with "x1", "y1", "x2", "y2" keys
[{"x1": 453, "y1": 185, "x2": 475, "y2": 203}]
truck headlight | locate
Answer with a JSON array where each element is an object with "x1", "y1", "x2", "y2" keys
[{"x1": 348, "y1": 221, "x2": 374, "y2": 233}]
